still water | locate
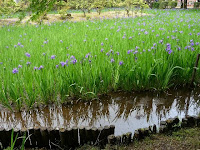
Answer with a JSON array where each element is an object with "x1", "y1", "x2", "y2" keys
[{"x1": 0, "y1": 88, "x2": 199, "y2": 135}]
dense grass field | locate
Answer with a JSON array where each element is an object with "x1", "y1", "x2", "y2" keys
[{"x1": 0, "y1": 9, "x2": 199, "y2": 109}]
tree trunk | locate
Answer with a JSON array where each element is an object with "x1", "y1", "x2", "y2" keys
[
  {"x1": 181, "y1": 0, "x2": 184, "y2": 8},
  {"x1": 184, "y1": 0, "x2": 187, "y2": 9},
  {"x1": 83, "y1": 10, "x2": 86, "y2": 17},
  {"x1": 126, "y1": 9, "x2": 129, "y2": 17}
]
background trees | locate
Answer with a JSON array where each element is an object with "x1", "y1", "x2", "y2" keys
[{"x1": 0, "y1": 0, "x2": 149, "y2": 21}]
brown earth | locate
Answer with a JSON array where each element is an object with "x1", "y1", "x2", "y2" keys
[
  {"x1": 0, "y1": 10, "x2": 151, "y2": 26},
  {"x1": 77, "y1": 127, "x2": 200, "y2": 150}
]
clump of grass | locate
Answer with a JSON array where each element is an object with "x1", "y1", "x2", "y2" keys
[{"x1": 0, "y1": 9, "x2": 200, "y2": 109}]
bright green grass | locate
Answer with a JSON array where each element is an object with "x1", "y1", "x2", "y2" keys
[{"x1": 0, "y1": 9, "x2": 199, "y2": 109}]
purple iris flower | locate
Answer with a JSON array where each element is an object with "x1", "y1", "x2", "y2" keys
[
  {"x1": 127, "y1": 50, "x2": 131, "y2": 54},
  {"x1": 34, "y1": 67, "x2": 38, "y2": 70},
  {"x1": 101, "y1": 48, "x2": 104, "y2": 52},
  {"x1": 18, "y1": 65, "x2": 22, "y2": 68},
  {"x1": 26, "y1": 62, "x2": 31, "y2": 65},
  {"x1": 60, "y1": 62, "x2": 66, "y2": 67},
  {"x1": 70, "y1": 55, "x2": 75, "y2": 60},
  {"x1": 56, "y1": 65, "x2": 59, "y2": 68},
  {"x1": 110, "y1": 58, "x2": 114, "y2": 63},
  {"x1": 101, "y1": 42, "x2": 104, "y2": 46},
  {"x1": 72, "y1": 59, "x2": 77, "y2": 64},
  {"x1": 38, "y1": 65, "x2": 44, "y2": 70},
  {"x1": 119, "y1": 61, "x2": 123, "y2": 66},
  {"x1": 12, "y1": 68, "x2": 18, "y2": 74},
  {"x1": 166, "y1": 43, "x2": 173, "y2": 54},
  {"x1": 51, "y1": 55, "x2": 56, "y2": 59},
  {"x1": 85, "y1": 53, "x2": 90, "y2": 58},
  {"x1": 116, "y1": 52, "x2": 119, "y2": 55},
  {"x1": 25, "y1": 53, "x2": 31, "y2": 57},
  {"x1": 168, "y1": 50, "x2": 172, "y2": 54}
]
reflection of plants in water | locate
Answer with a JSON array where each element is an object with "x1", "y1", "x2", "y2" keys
[{"x1": 0, "y1": 89, "x2": 199, "y2": 128}]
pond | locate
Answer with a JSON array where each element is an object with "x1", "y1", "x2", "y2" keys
[{"x1": 0, "y1": 88, "x2": 199, "y2": 136}]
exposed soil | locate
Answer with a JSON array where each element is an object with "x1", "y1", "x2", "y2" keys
[
  {"x1": 77, "y1": 127, "x2": 200, "y2": 150},
  {"x1": 0, "y1": 10, "x2": 151, "y2": 26}
]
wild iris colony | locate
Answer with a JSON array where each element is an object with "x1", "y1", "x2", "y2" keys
[{"x1": 0, "y1": 9, "x2": 200, "y2": 109}]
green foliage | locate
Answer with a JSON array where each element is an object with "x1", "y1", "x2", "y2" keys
[
  {"x1": 152, "y1": 2, "x2": 160, "y2": 8},
  {"x1": 194, "y1": 2, "x2": 200, "y2": 8},
  {"x1": 69, "y1": 0, "x2": 94, "y2": 16},
  {"x1": 10, "y1": 129, "x2": 18, "y2": 150},
  {"x1": 56, "y1": 1, "x2": 70, "y2": 19},
  {"x1": 0, "y1": 0, "x2": 17, "y2": 17},
  {"x1": 16, "y1": 0, "x2": 30, "y2": 12},
  {"x1": 28, "y1": 0, "x2": 56, "y2": 21},
  {"x1": 159, "y1": 1, "x2": 168, "y2": 9},
  {"x1": 124, "y1": 0, "x2": 132, "y2": 16},
  {"x1": 55, "y1": 0, "x2": 67, "y2": 10},
  {"x1": 124, "y1": 0, "x2": 148, "y2": 16},
  {"x1": 169, "y1": 1, "x2": 177, "y2": 8},
  {"x1": 106, "y1": 0, "x2": 122, "y2": 7},
  {"x1": 93, "y1": 0, "x2": 107, "y2": 15}
]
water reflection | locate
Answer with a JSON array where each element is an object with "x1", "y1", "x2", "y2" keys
[{"x1": 0, "y1": 88, "x2": 199, "y2": 135}]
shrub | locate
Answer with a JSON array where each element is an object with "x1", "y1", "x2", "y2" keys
[
  {"x1": 152, "y1": 2, "x2": 160, "y2": 8},
  {"x1": 169, "y1": 1, "x2": 177, "y2": 8},
  {"x1": 159, "y1": 1, "x2": 168, "y2": 9},
  {"x1": 194, "y1": 2, "x2": 200, "y2": 8},
  {"x1": 0, "y1": 0, "x2": 17, "y2": 17}
]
